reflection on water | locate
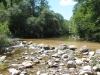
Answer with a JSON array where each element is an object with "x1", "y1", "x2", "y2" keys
[{"x1": 15, "y1": 38, "x2": 100, "y2": 50}]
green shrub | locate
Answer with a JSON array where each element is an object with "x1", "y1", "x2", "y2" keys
[
  {"x1": 0, "y1": 34, "x2": 12, "y2": 47},
  {"x1": 0, "y1": 22, "x2": 13, "y2": 47},
  {"x1": 0, "y1": 22, "x2": 11, "y2": 36}
]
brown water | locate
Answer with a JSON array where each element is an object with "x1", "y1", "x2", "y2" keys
[{"x1": 15, "y1": 38, "x2": 100, "y2": 50}]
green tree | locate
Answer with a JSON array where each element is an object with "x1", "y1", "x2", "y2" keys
[
  {"x1": 7, "y1": 0, "x2": 69, "y2": 38},
  {"x1": 73, "y1": 0, "x2": 100, "y2": 42}
]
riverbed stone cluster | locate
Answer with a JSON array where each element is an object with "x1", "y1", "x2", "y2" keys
[{"x1": 0, "y1": 41, "x2": 100, "y2": 75}]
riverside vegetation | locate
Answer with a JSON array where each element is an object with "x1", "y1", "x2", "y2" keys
[
  {"x1": 0, "y1": 0, "x2": 100, "y2": 74},
  {"x1": 0, "y1": 0, "x2": 100, "y2": 44}
]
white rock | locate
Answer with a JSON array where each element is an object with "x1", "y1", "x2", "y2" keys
[
  {"x1": 47, "y1": 60, "x2": 53, "y2": 67},
  {"x1": 24, "y1": 57, "x2": 29, "y2": 60},
  {"x1": 28, "y1": 46, "x2": 35, "y2": 49},
  {"x1": 82, "y1": 58, "x2": 90, "y2": 63},
  {"x1": 0, "y1": 56, "x2": 6, "y2": 62},
  {"x1": 20, "y1": 71, "x2": 28, "y2": 75},
  {"x1": 82, "y1": 65, "x2": 92, "y2": 71},
  {"x1": 69, "y1": 68, "x2": 76, "y2": 72},
  {"x1": 52, "y1": 62, "x2": 58, "y2": 67},
  {"x1": 59, "y1": 63, "x2": 64, "y2": 66},
  {"x1": 88, "y1": 51, "x2": 95, "y2": 57},
  {"x1": 80, "y1": 45, "x2": 89, "y2": 52},
  {"x1": 36, "y1": 71, "x2": 40, "y2": 75},
  {"x1": 40, "y1": 73, "x2": 48, "y2": 75},
  {"x1": 75, "y1": 59, "x2": 83, "y2": 65},
  {"x1": 93, "y1": 66, "x2": 98, "y2": 71},
  {"x1": 79, "y1": 70, "x2": 92, "y2": 75},
  {"x1": 8, "y1": 68, "x2": 20, "y2": 75},
  {"x1": 97, "y1": 72, "x2": 100, "y2": 75},
  {"x1": 67, "y1": 60, "x2": 76, "y2": 68},
  {"x1": 95, "y1": 49, "x2": 100, "y2": 54},
  {"x1": 57, "y1": 50, "x2": 64, "y2": 55},
  {"x1": 54, "y1": 58, "x2": 60, "y2": 62},
  {"x1": 22, "y1": 61, "x2": 33, "y2": 68},
  {"x1": 68, "y1": 45, "x2": 77, "y2": 50},
  {"x1": 62, "y1": 54, "x2": 68, "y2": 58},
  {"x1": 24, "y1": 52, "x2": 28, "y2": 55},
  {"x1": 11, "y1": 64, "x2": 22, "y2": 68},
  {"x1": 52, "y1": 53, "x2": 60, "y2": 58},
  {"x1": 34, "y1": 59, "x2": 40, "y2": 64},
  {"x1": 59, "y1": 44, "x2": 67, "y2": 50},
  {"x1": 62, "y1": 74, "x2": 70, "y2": 75}
]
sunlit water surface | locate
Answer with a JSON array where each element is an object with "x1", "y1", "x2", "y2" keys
[{"x1": 15, "y1": 38, "x2": 100, "y2": 50}]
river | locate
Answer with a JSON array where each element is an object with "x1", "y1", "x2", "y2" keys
[
  {"x1": 15, "y1": 38, "x2": 100, "y2": 50},
  {"x1": 0, "y1": 38, "x2": 100, "y2": 75}
]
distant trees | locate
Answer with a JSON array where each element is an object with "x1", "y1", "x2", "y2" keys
[{"x1": 8, "y1": 0, "x2": 69, "y2": 38}]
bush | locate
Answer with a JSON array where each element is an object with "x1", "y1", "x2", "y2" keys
[
  {"x1": 0, "y1": 22, "x2": 11, "y2": 36},
  {"x1": 0, "y1": 34, "x2": 13, "y2": 47},
  {"x1": 0, "y1": 22, "x2": 13, "y2": 47}
]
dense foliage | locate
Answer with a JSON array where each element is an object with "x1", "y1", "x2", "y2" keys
[
  {"x1": 8, "y1": 0, "x2": 69, "y2": 38},
  {"x1": 72, "y1": 0, "x2": 100, "y2": 42},
  {"x1": 0, "y1": 3, "x2": 13, "y2": 47}
]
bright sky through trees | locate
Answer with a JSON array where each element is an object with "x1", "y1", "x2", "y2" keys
[{"x1": 48, "y1": 0, "x2": 77, "y2": 20}]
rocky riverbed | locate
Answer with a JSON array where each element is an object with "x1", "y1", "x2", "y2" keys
[{"x1": 0, "y1": 40, "x2": 100, "y2": 75}]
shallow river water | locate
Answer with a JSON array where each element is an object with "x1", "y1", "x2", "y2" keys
[
  {"x1": 15, "y1": 38, "x2": 100, "y2": 50},
  {"x1": 0, "y1": 38, "x2": 100, "y2": 75}
]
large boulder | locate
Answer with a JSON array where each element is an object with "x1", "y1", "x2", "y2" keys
[{"x1": 80, "y1": 45, "x2": 89, "y2": 52}]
